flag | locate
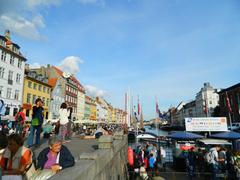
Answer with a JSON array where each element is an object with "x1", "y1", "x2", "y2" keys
[
  {"x1": 137, "y1": 96, "x2": 141, "y2": 116},
  {"x1": 156, "y1": 98, "x2": 163, "y2": 119},
  {"x1": 226, "y1": 92, "x2": 232, "y2": 113},
  {"x1": 238, "y1": 99, "x2": 240, "y2": 115},
  {"x1": 238, "y1": 94, "x2": 240, "y2": 115},
  {"x1": 133, "y1": 106, "x2": 138, "y2": 122},
  {"x1": 204, "y1": 99, "x2": 208, "y2": 115}
]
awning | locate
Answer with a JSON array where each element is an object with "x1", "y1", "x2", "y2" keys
[
  {"x1": 167, "y1": 131, "x2": 203, "y2": 140},
  {"x1": 210, "y1": 131, "x2": 240, "y2": 140},
  {"x1": 198, "y1": 138, "x2": 232, "y2": 145}
]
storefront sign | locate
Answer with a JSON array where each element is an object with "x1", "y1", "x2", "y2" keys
[{"x1": 185, "y1": 117, "x2": 228, "y2": 132}]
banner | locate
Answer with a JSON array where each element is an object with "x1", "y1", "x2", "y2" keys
[{"x1": 185, "y1": 117, "x2": 228, "y2": 132}]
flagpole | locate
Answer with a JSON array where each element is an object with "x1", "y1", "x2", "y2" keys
[
  {"x1": 226, "y1": 92, "x2": 233, "y2": 130},
  {"x1": 155, "y1": 96, "x2": 159, "y2": 151}
]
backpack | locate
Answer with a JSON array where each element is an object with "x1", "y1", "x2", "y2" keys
[
  {"x1": 16, "y1": 113, "x2": 23, "y2": 122},
  {"x1": 0, "y1": 100, "x2": 6, "y2": 116},
  {"x1": 205, "y1": 150, "x2": 216, "y2": 164}
]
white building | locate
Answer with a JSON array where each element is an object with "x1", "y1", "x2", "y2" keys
[
  {"x1": 195, "y1": 82, "x2": 219, "y2": 117},
  {"x1": 48, "y1": 77, "x2": 65, "y2": 119},
  {"x1": 96, "y1": 97, "x2": 108, "y2": 122},
  {"x1": 76, "y1": 81, "x2": 85, "y2": 121},
  {"x1": 0, "y1": 31, "x2": 26, "y2": 117}
]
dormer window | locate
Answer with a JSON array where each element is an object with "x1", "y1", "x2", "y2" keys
[
  {"x1": 10, "y1": 55, "x2": 14, "y2": 65},
  {"x1": 0, "y1": 39, "x2": 6, "y2": 47},
  {"x1": 1, "y1": 51, "x2": 6, "y2": 62},
  {"x1": 18, "y1": 59, "x2": 22, "y2": 68}
]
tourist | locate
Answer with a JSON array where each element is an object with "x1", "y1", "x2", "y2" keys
[
  {"x1": 218, "y1": 147, "x2": 226, "y2": 173},
  {"x1": 27, "y1": 98, "x2": 44, "y2": 147},
  {"x1": 66, "y1": 106, "x2": 73, "y2": 140},
  {"x1": 160, "y1": 146, "x2": 166, "y2": 171},
  {"x1": 58, "y1": 103, "x2": 70, "y2": 142},
  {"x1": 0, "y1": 99, "x2": 6, "y2": 125},
  {"x1": 14, "y1": 107, "x2": 26, "y2": 135},
  {"x1": 43, "y1": 120, "x2": 53, "y2": 138},
  {"x1": 148, "y1": 153, "x2": 155, "y2": 177},
  {"x1": 186, "y1": 147, "x2": 196, "y2": 178},
  {"x1": 208, "y1": 145, "x2": 220, "y2": 180},
  {"x1": 139, "y1": 163, "x2": 149, "y2": 180},
  {"x1": 0, "y1": 133, "x2": 7, "y2": 158},
  {"x1": 0, "y1": 134, "x2": 32, "y2": 177},
  {"x1": 37, "y1": 136, "x2": 75, "y2": 173}
]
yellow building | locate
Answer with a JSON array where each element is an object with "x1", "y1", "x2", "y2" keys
[
  {"x1": 23, "y1": 71, "x2": 52, "y2": 120},
  {"x1": 89, "y1": 97, "x2": 97, "y2": 121},
  {"x1": 112, "y1": 108, "x2": 116, "y2": 122}
]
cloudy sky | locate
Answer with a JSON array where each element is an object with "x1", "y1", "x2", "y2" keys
[{"x1": 0, "y1": 0, "x2": 239, "y2": 120}]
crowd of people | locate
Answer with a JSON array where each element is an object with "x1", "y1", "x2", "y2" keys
[
  {"x1": 0, "y1": 97, "x2": 124, "y2": 179},
  {"x1": 177, "y1": 145, "x2": 240, "y2": 179},
  {"x1": 0, "y1": 98, "x2": 77, "y2": 179},
  {"x1": 0, "y1": 134, "x2": 75, "y2": 180},
  {"x1": 128, "y1": 142, "x2": 166, "y2": 180}
]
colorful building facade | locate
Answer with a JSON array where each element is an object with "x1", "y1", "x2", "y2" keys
[{"x1": 23, "y1": 70, "x2": 51, "y2": 120}]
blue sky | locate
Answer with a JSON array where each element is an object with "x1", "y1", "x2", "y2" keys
[{"x1": 0, "y1": 0, "x2": 239, "y2": 120}]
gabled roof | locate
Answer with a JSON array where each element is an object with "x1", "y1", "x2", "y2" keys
[
  {"x1": 53, "y1": 66, "x2": 63, "y2": 76},
  {"x1": 48, "y1": 78, "x2": 58, "y2": 88},
  {"x1": 71, "y1": 76, "x2": 85, "y2": 93}
]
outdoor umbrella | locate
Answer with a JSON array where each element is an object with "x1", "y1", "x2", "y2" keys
[
  {"x1": 167, "y1": 131, "x2": 204, "y2": 140},
  {"x1": 210, "y1": 131, "x2": 240, "y2": 140}
]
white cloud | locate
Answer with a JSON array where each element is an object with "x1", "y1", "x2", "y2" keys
[
  {"x1": 32, "y1": 15, "x2": 45, "y2": 28},
  {"x1": 27, "y1": 0, "x2": 60, "y2": 8},
  {"x1": 78, "y1": 0, "x2": 105, "y2": 5},
  {"x1": 29, "y1": 63, "x2": 41, "y2": 69},
  {"x1": 58, "y1": 56, "x2": 84, "y2": 75},
  {"x1": 0, "y1": 14, "x2": 46, "y2": 40},
  {"x1": 85, "y1": 85, "x2": 106, "y2": 97}
]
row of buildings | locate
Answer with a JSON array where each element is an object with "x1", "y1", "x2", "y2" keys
[
  {"x1": 167, "y1": 82, "x2": 240, "y2": 127},
  {"x1": 0, "y1": 30, "x2": 126, "y2": 123}
]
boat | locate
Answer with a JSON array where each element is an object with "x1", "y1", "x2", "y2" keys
[{"x1": 136, "y1": 132, "x2": 157, "y2": 139}]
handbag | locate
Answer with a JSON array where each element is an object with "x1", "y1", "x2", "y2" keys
[{"x1": 32, "y1": 118, "x2": 39, "y2": 126}]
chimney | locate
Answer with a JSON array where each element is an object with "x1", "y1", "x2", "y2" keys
[{"x1": 4, "y1": 30, "x2": 12, "y2": 47}]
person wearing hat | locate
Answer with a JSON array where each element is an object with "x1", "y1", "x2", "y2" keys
[{"x1": 27, "y1": 98, "x2": 44, "y2": 148}]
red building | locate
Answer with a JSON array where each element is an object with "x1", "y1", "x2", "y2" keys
[{"x1": 218, "y1": 83, "x2": 240, "y2": 124}]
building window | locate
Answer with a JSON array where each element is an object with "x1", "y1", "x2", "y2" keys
[
  {"x1": 43, "y1": 86, "x2": 46, "y2": 93},
  {"x1": 42, "y1": 97, "x2": 45, "y2": 105},
  {"x1": 32, "y1": 95, "x2": 36, "y2": 104},
  {"x1": 14, "y1": 90, "x2": 19, "y2": 100},
  {"x1": 26, "y1": 109, "x2": 30, "y2": 117},
  {"x1": 7, "y1": 88, "x2": 12, "y2": 99},
  {"x1": 1, "y1": 51, "x2": 6, "y2": 62},
  {"x1": 46, "y1": 98, "x2": 49, "y2": 107},
  {"x1": 27, "y1": 93, "x2": 31, "y2": 103},
  {"x1": 28, "y1": 81, "x2": 32, "y2": 88},
  {"x1": 17, "y1": 59, "x2": 22, "y2": 68},
  {"x1": 10, "y1": 55, "x2": 14, "y2": 65},
  {"x1": 33, "y1": 83, "x2": 37, "y2": 90},
  {"x1": 5, "y1": 107, "x2": 10, "y2": 115},
  {"x1": 0, "y1": 40, "x2": 6, "y2": 47},
  {"x1": 0, "y1": 86, "x2": 3, "y2": 97},
  {"x1": 13, "y1": 108, "x2": 18, "y2": 116},
  {"x1": 38, "y1": 85, "x2": 42, "y2": 91},
  {"x1": 47, "y1": 88, "x2": 50, "y2": 94},
  {"x1": 0, "y1": 67, "x2": 5, "y2": 78},
  {"x1": 16, "y1": 73, "x2": 21, "y2": 83},
  {"x1": 209, "y1": 101, "x2": 212, "y2": 105},
  {"x1": 8, "y1": 71, "x2": 13, "y2": 85}
]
